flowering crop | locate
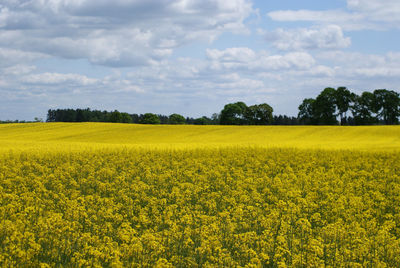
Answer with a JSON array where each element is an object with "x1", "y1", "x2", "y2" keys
[{"x1": 0, "y1": 123, "x2": 399, "y2": 266}]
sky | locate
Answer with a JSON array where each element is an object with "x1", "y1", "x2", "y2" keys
[{"x1": 1, "y1": 0, "x2": 400, "y2": 121}]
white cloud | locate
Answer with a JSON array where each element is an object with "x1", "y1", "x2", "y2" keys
[
  {"x1": 263, "y1": 25, "x2": 351, "y2": 51},
  {"x1": 207, "y1": 48, "x2": 316, "y2": 71},
  {"x1": 0, "y1": 48, "x2": 45, "y2": 67},
  {"x1": 22, "y1": 72, "x2": 98, "y2": 85},
  {"x1": 268, "y1": 0, "x2": 400, "y2": 30},
  {"x1": 207, "y1": 47, "x2": 256, "y2": 62},
  {"x1": 347, "y1": 0, "x2": 400, "y2": 23},
  {"x1": 2, "y1": 64, "x2": 36, "y2": 76},
  {"x1": 0, "y1": 0, "x2": 254, "y2": 67},
  {"x1": 268, "y1": 9, "x2": 356, "y2": 23},
  {"x1": 315, "y1": 51, "x2": 400, "y2": 80},
  {"x1": 353, "y1": 67, "x2": 400, "y2": 78},
  {"x1": 267, "y1": 9, "x2": 369, "y2": 31}
]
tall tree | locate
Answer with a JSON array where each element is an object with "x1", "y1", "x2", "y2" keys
[
  {"x1": 351, "y1": 92, "x2": 378, "y2": 125},
  {"x1": 109, "y1": 110, "x2": 122, "y2": 123},
  {"x1": 219, "y1": 102, "x2": 248, "y2": 125},
  {"x1": 335, "y1": 87, "x2": 355, "y2": 125},
  {"x1": 298, "y1": 98, "x2": 315, "y2": 125},
  {"x1": 121, "y1": 113, "x2": 132, "y2": 123},
  {"x1": 168, "y1": 113, "x2": 186, "y2": 124},
  {"x1": 244, "y1": 103, "x2": 273, "y2": 125},
  {"x1": 140, "y1": 113, "x2": 161, "y2": 124},
  {"x1": 313, "y1": 87, "x2": 338, "y2": 125},
  {"x1": 373, "y1": 89, "x2": 400, "y2": 124}
]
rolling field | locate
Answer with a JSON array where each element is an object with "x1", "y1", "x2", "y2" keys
[
  {"x1": 1, "y1": 123, "x2": 400, "y2": 267},
  {"x1": 1, "y1": 122, "x2": 400, "y2": 151}
]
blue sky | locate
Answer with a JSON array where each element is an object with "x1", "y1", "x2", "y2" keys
[{"x1": 1, "y1": 0, "x2": 400, "y2": 120}]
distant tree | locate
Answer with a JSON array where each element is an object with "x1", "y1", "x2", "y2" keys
[
  {"x1": 373, "y1": 89, "x2": 400, "y2": 124},
  {"x1": 121, "y1": 113, "x2": 132, "y2": 123},
  {"x1": 220, "y1": 102, "x2": 248, "y2": 125},
  {"x1": 192, "y1": 116, "x2": 212, "y2": 125},
  {"x1": 298, "y1": 98, "x2": 315, "y2": 125},
  {"x1": 158, "y1": 115, "x2": 169, "y2": 124},
  {"x1": 56, "y1": 109, "x2": 77, "y2": 122},
  {"x1": 129, "y1": 114, "x2": 139, "y2": 123},
  {"x1": 351, "y1": 92, "x2": 378, "y2": 125},
  {"x1": 76, "y1": 108, "x2": 91, "y2": 122},
  {"x1": 211, "y1": 113, "x2": 220, "y2": 124},
  {"x1": 140, "y1": 113, "x2": 161, "y2": 124},
  {"x1": 109, "y1": 110, "x2": 122, "y2": 123},
  {"x1": 168, "y1": 113, "x2": 186, "y2": 124},
  {"x1": 46, "y1": 109, "x2": 56, "y2": 122},
  {"x1": 313, "y1": 87, "x2": 338, "y2": 125},
  {"x1": 244, "y1": 103, "x2": 273, "y2": 125},
  {"x1": 273, "y1": 115, "x2": 299, "y2": 125},
  {"x1": 335, "y1": 87, "x2": 355, "y2": 125}
]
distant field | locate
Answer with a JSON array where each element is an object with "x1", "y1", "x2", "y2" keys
[
  {"x1": 1, "y1": 123, "x2": 399, "y2": 266},
  {"x1": 1, "y1": 122, "x2": 400, "y2": 151}
]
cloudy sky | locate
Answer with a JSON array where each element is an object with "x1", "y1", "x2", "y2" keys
[{"x1": 1, "y1": 0, "x2": 400, "y2": 120}]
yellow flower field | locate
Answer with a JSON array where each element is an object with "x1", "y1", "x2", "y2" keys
[
  {"x1": 1, "y1": 122, "x2": 400, "y2": 151},
  {"x1": 0, "y1": 123, "x2": 399, "y2": 266}
]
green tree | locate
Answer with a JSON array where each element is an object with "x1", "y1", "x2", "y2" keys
[
  {"x1": 373, "y1": 89, "x2": 400, "y2": 124},
  {"x1": 121, "y1": 113, "x2": 132, "y2": 123},
  {"x1": 244, "y1": 103, "x2": 274, "y2": 125},
  {"x1": 109, "y1": 110, "x2": 122, "y2": 123},
  {"x1": 335, "y1": 87, "x2": 355, "y2": 124},
  {"x1": 220, "y1": 102, "x2": 248, "y2": 125},
  {"x1": 193, "y1": 116, "x2": 211, "y2": 125},
  {"x1": 140, "y1": 113, "x2": 161, "y2": 124},
  {"x1": 298, "y1": 98, "x2": 315, "y2": 125},
  {"x1": 313, "y1": 88, "x2": 338, "y2": 125},
  {"x1": 168, "y1": 113, "x2": 186, "y2": 124},
  {"x1": 351, "y1": 92, "x2": 378, "y2": 125}
]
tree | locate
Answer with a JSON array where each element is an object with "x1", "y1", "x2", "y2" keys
[
  {"x1": 335, "y1": 87, "x2": 355, "y2": 125},
  {"x1": 121, "y1": 113, "x2": 132, "y2": 123},
  {"x1": 76, "y1": 108, "x2": 91, "y2": 122},
  {"x1": 211, "y1": 113, "x2": 220, "y2": 124},
  {"x1": 140, "y1": 113, "x2": 161, "y2": 124},
  {"x1": 351, "y1": 92, "x2": 378, "y2": 125},
  {"x1": 46, "y1": 109, "x2": 56, "y2": 122},
  {"x1": 109, "y1": 110, "x2": 122, "y2": 123},
  {"x1": 193, "y1": 116, "x2": 211, "y2": 125},
  {"x1": 298, "y1": 98, "x2": 315, "y2": 125},
  {"x1": 373, "y1": 89, "x2": 400, "y2": 124},
  {"x1": 313, "y1": 88, "x2": 338, "y2": 125},
  {"x1": 168, "y1": 114, "x2": 186, "y2": 124},
  {"x1": 244, "y1": 103, "x2": 273, "y2": 125},
  {"x1": 219, "y1": 102, "x2": 248, "y2": 125}
]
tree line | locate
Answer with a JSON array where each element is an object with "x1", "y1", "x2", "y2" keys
[
  {"x1": 46, "y1": 108, "x2": 219, "y2": 125},
  {"x1": 45, "y1": 87, "x2": 400, "y2": 125},
  {"x1": 298, "y1": 87, "x2": 400, "y2": 125},
  {"x1": 45, "y1": 104, "x2": 285, "y2": 125}
]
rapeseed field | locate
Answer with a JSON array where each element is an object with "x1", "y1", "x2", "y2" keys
[{"x1": 0, "y1": 123, "x2": 399, "y2": 266}]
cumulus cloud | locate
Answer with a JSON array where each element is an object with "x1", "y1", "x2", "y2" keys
[
  {"x1": 22, "y1": 73, "x2": 98, "y2": 86},
  {"x1": 207, "y1": 48, "x2": 316, "y2": 71},
  {"x1": 347, "y1": 0, "x2": 400, "y2": 22},
  {"x1": 263, "y1": 25, "x2": 351, "y2": 51},
  {"x1": 2, "y1": 64, "x2": 36, "y2": 76},
  {"x1": 314, "y1": 51, "x2": 400, "y2": 81},
  {"x1": 0, "y1": 0, "x2": 254, "y2": 67},
  {"x1": 268, "y1": 0, "x2": 400, "y2": 30},
  {"x1": 0, "y1": 47, "x2": 45, "y2": 67},
  {"x1": 207, "y1": 47, "x2": 256, "y2": 62},
  {"x1": 268, "y1": 9, "x2": 357, "y2": 23}
]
